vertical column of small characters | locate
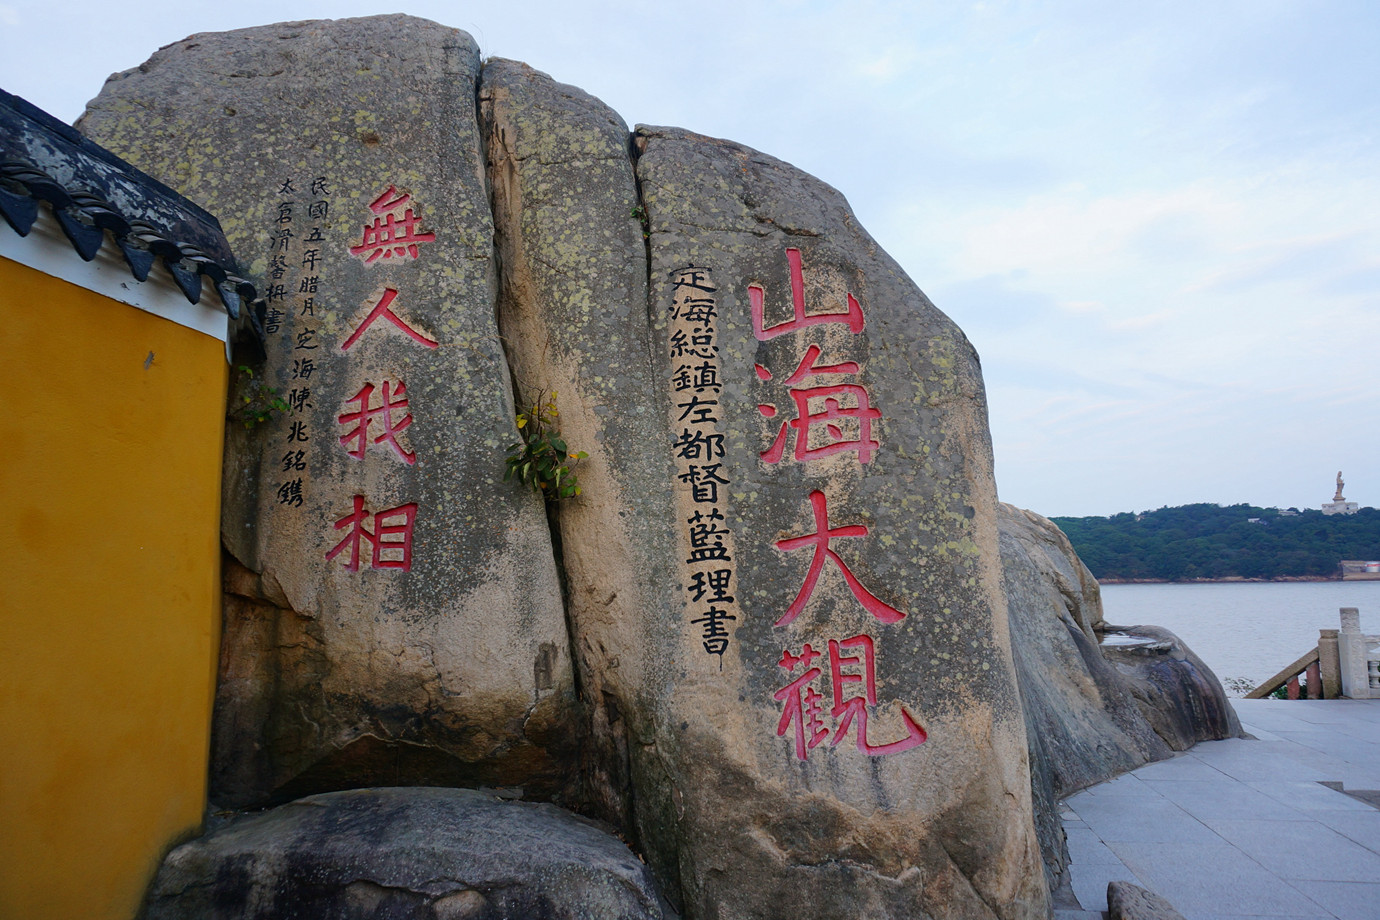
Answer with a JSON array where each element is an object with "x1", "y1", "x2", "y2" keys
[
  {"x1": 669, "y1": 267, "x2": 739, "y2": 662},
  {"x1": 267, "y1": 177, "x2": 321, "y2": 509}
]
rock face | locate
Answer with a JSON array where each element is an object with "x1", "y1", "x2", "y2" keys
[
  {"x1": 1001, "y1": 504, "x2": 1173, "y2": 794},
  {"x1": 484, "y1": 62, "x2": 1047, "y2": 918},
  {"x1": 479, "y1": 59, "x2": 673, "y2": 831},
  {"x1": 76, "y1": 15, "x2": 1247, "y2": 919},
  {"x1": 78, "y1": 16, "x2": 579, "y2": 808},
  {"x1": 624, "y1": 124, "x2": 1045, "y2": 919},
  {"x1": 998, "y1": 503, "x2": 1239, "y2": 888},
  {"x1": 83, "y1": 16, "x2": 1051, "y2": 919},
  {"x1": 1099, "y1": 624, "x2": 1241, "y2": 749},
  {"x1": 142, "y1": 787, "x2": 668, "y2": 920},
  {"x1": 1000, "y1": 503, "x2": 1170, "y2": 891}
]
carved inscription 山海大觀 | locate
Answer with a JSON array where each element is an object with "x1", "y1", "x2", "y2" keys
[{"x1": 752, "y1": 248, "x2": 926, "y2": 760}]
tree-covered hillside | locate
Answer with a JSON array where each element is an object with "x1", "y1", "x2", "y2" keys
[{"x1": 1050, "y1": 504, "x2": 1380, "y2": 581}]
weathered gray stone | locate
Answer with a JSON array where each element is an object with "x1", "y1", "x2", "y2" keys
[
  {"x1": 79, "y1": 16, "x2": 578, "y2": 808},
  {"x1": 479, "y1": 59, "x2": 674, "y2": 832},
  {"x1": 143, "y1": 787, "x2": 669, "y2": 920},
  {"x1": 481, "y1": 63, "x2": 1048, "y2": 917},
  {"x1": 1107, "y1": 880, "x2": 1186, "y2": 920},
  {"x1": 999, "y1": 504, "x2": 1245, "y2": 889},
  {"x1": 622, "y1": 125, "x2": 1047, "y2": 919},
  {"x1": 1000, "y1": 503, "x2": 1173, "y2": 888},
  {"x1": 81, "y1": 17, "x2": 1071, "y2": 917},
  {"x1": 1099, "y1": 624, "x2": 1242, "y2": 749}
]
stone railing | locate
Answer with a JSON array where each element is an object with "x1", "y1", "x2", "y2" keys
[
  {"x1": 1246, "y1": 607, "x2": 1379, "y2": 700},
  {"x1": 1338, "y1": 607, "x2": 1380, "y2": 699}
]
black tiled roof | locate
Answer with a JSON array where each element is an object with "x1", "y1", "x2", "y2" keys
[{"x1": 0, "y1": 88, "x2": 263, "y2": 335}]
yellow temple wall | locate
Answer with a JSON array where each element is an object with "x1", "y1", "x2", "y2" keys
[{"x1": 0, "y1": 249, "x2": 226, "y2": 920}]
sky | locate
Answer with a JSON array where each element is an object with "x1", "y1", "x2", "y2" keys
[{"x1": 3, "y1": 1, "x2": 1375, "y2": 517}]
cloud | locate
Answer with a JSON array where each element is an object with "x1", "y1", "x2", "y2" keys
[{"x1": 855, "y1": 45, "x2": 918, "y2": 83}]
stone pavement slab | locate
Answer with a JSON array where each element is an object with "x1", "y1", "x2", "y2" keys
[
  {"x1": 1310, "y1": 810, "x2": 1380, "y2": 851},
  {"x1": 1286, "y1": 880, "x2": 1380, "y2": 920},
  {"x1": 1201, "y1": 818, "x2": 1380, "y2": 883},
  {"x1": 1069, "y1": 793, "x2": 1228, "y2": 845},
  {"x1": 1061, "y1": 699, "x2": 1380, "y2": 919},
  {"x1": 1138, "y1": 779, "x2": 1311, "y2": 822},
  {"x1": 1243, "y1": 780, "x2": 1380, "y2": 814},
  {"x1": 1105, "y1": 841, "x2": 1323, "y2": 917}
]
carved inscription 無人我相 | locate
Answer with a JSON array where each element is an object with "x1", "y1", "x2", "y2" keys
[
  {"x1": 262, "y1": 180, "x2": 439, "y2": 574},
  {"x1": 323, "y1": 185, "x2": 441, "y2": 572}
]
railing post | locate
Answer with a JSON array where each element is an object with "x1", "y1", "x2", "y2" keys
[
  {"x1": 1319, "y1": 629, "x2": 1341, "y2": 699},
  {"x1": 1305, "y1": 660, "x2": 1321, "y2": 699},
  {"x1": 1338, "y1": 608, "x2": 1370, "y2": 699}
]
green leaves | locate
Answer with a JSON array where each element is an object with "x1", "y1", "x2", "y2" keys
[
  {"x1": 235, "y1": 365, "x2": 291, "y2": 429},
  {"x1": 504, "y1": 389, "x2": 587, "y2": 501}
]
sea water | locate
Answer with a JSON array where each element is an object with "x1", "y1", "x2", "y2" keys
[{"x1": 1098, "y1": 581, "x2": 1380, "y2": 689}]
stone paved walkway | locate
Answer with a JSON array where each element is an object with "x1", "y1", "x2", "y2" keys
[{"x1": 1058, "y1": 699, "x2": 1380, "y2": 920}]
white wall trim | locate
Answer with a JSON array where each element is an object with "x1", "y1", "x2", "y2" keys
[{"x1": 1, "y1": 207, "x2": 231, "y2": 346}]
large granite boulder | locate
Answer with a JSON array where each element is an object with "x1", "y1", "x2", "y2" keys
[
  {"x1": 82, "y1": 16, "x2": 1049, "y2": 918},
  {"x1": 481, "y1": 54, "x2": 1048, "y2": 915},
  {"x1": 143, "y1": 787, "x2": 668, "y2": 920},
  {"x1": 998, "y1": 503, "x2": 1239, "y2": 890},
  {"x1": 479, "y1": 59, "x2": 672, "y2": 830},
  {"x1": 78, "y1": 16, "x2": 579, "y2": 808},
  {"x1": 612, "y1": 125, "x2": 1045, "y2": 919},
  {"x1": 1098, "y1": 624, "x2": 1241, "y2": 749}
]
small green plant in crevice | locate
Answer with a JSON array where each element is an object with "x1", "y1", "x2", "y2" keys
[
  {"x1": 630, "y1": 204, "x2": 650, "y2": 240},
  {"x1": 235, "y1": 365, "x2": 291, "y2": 429},
  {"x1": 505, "y1": 390, "x2": 588, "y2": 500}
]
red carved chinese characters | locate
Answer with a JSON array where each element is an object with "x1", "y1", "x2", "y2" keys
[
  {"x1": 321, "y1": 182, "x2": 444, "y2": 573},
  {"x1": 748, "y1": 247, "x2": 863, "y2": 340},
  {"x1": 774, "y1": 490, "x2": 905, "y2": 627},
  {"x1": 753, "y1": 247, "x2": 926, "y2": 760},
  {"x1": 325, "y1": 495, "x2": 418, "y2": 572},
  {"x1": 757, "y1": 344, "x2": 882, "y2": 464},
  {"x1": 774, "y1": 642, "x2": 829, "y2": 760},
  {"x1": 349, "y1": 186, "x2": 436, "y2": 264},
  {"x1": 337, "y1": 380, "x2": 416, "y2": 464},
  {"x1": 340, "y1": 288, "x2": 438, "y2": 351},
  {"x1": 775, "y1": 636, "x2": 927, "y2": 760}
]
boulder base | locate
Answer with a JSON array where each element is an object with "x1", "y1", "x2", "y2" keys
[
  {"x1": 1099, "y1": 624, "x2": 1242, "y2": 748},
  {"x1": 143, "y1": 788, "x2": 668, "y2": 920},
  {"x1": 999, "y1": 503, "x2": 1239, "y2": 890},
  {"x1": 1107, "y1": 880, "x2": 1186, "y2": 920}
]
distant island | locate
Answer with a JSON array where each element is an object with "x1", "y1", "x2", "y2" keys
[{"x1": 1051, "y1": 504, "x2": 1380, "y2": 582}]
